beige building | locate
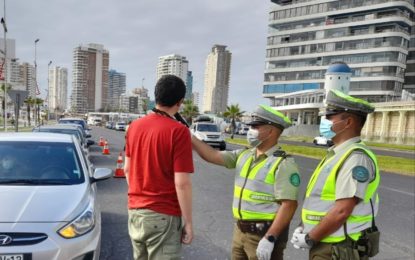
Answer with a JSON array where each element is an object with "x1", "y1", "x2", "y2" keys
[
  {"x1": 156, "y1": 54, "x2": 189, "y2": 83},
  {"x1": 362, "y1": 101, "x2": 415, "y2": 144},
  {"x1": 203, "y1": 45, "x2": 232, "y2": 114},
  {"x1": 71, "y1": 43, "x2": 109, "y2": 113},
  {"x1": 48, "y1": 66, "x2": 68, "y2": 112}
]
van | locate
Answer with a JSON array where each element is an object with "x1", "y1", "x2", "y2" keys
[{"x1": 191, "y1": 119, "x2": 226, "y2": 151}]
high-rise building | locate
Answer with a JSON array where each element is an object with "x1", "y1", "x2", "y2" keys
[
  {"x1": 264, "y1": 0, "x2": 414, "y2": 124},
  {"x1": 108, "y1": 70, "x2": 126, "y2": 111},
  {"x1": 131, "y1": 87, "x2": 149, "y2": 114},
  {"x1": 186, "y1": 71, "x2": 193, "y2": 100},
  {"x1": 48, "y1": 66, "x2": 68, "y2": 112},
  {"x1": 71, "y1": 43, "x2": 109, "y2": 113},
  {"x1": 156, "y1": 54, "x2": 189, "y2": 83},
  {"x1": 19, "y1": 63, "x2": 36, "y2": 97},
  {"x1": 0, "y1": 38, "x2": 22, "y2": 91},
  {"x1": 192, "y1": 91, "x2": 200, "y2": 109},
  {"x1": 203, "y1": 44, "x2": 232, "y2": 114},
  {"x1": 404, "y1": 24, "x2": 415, "y2": 95}
]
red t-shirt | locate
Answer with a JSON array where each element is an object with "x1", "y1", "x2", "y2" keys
[{"x1": 125, "y1": 113, "x2": 194, "y2": 216}]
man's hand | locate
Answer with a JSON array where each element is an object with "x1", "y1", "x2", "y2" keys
[
  {"x1": 256, "y1": 237, "x2": 274, "y2": 260},
  {"x1": 290, "y1": 232, "x2": 311, "y2": 250},
  {"x1": 181, "y1": 222, "x2": 193, "y2": 244}
]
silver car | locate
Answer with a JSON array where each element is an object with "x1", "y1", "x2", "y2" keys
[{"x1": 0, "y1": 133, "x2": 112, "y2": 260}]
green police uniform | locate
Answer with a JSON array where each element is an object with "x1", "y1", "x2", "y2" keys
[
  {"x1": 223, "y1": 105, "x2": 301, "y2": 260},
  {"x1": 302, "y1": 90, "x2": 379, "y2": 259}
]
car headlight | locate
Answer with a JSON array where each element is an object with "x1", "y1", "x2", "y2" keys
[{"x1": 58, "y1": 202, "x2": 95, "y2": 239}]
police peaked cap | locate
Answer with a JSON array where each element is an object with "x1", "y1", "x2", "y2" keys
[
  {"x1": 320, "y1": 89, "x2": 375, "y2": 116},
  {"x1": 247, "y1": 105, "x2": 292, "y2": 130}
]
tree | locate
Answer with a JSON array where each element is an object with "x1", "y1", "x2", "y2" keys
[
  {"x1": 223, "y1": 104, "x2": 244, "y2": 139},
  {"x1": 181, "y1": 99, "x2": 199, "y2": 125},
  {"x1": 24, "y1": 96, "x2": 34, "y2": 126},
  {"x1": 142, "y1": 98, "x2": 149, "y2": 115},
  {"x1": 1, "y1": 84, "x2": 12, "y2": 127},
  {"x1": 34, "y1": 98, "x2": 44, "y2": 125}
]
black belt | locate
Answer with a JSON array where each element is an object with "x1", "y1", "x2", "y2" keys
[{"x1": 236, "y1": 220, "x2": 272, "y2": 235}]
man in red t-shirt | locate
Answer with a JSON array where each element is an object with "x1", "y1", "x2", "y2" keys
[{"x1": 125, "y1": 75, "x2": 194, "y2": 260}]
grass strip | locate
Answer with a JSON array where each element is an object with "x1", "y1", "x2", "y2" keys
[{"x1": 226, "y1": 138, "x2": 414, "y2": 176}]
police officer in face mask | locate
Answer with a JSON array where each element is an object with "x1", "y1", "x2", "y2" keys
[
  {"x1": 192, "y1": 105, "x2": 301, "y2": 260},
  {"x1": 291, "y1": 89, "x2": 380, "y2": 260}
]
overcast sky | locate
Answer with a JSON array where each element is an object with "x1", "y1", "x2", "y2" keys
[{"x1": 6, "y1": 0, "x2": 272, "y2": 112}]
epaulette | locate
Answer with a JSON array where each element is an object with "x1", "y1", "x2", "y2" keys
[{"x1": 273, "y1": 150, "x2": 289, "y2": 158}]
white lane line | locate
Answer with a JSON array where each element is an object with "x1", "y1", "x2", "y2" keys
[{"x1": 379, "y1": 185, "x2": 415, "y2": 197}]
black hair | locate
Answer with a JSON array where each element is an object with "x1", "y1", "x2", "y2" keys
[
  {"x1": 154, "y1": 75, "x2": 186, "y2": 107},
  {"x1": 341, "y1": 112, "x2": 367, "y2": 129}
]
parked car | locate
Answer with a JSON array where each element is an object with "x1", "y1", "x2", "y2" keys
[
  {"x1": 0, "y1": 133, "x2": 112, "y2": 260},
  {"x1": 191, "y1": 119, "x2": 226, "y2": 151},
  {"x1": 115, "y1": 122, "x2": 126, "y2": 131},
  {"x1": 313, "y1": 135, "x2": 334, "y2": 147},
  {"x1": 59, "y1": 118, "x2": 91, "y2": 137},
  {"x1": 238, "y1": 126, "x2": 250, "y2": 135},
  {"x1": 105, "y1": 121, "x2": 114, "y2": 129}
]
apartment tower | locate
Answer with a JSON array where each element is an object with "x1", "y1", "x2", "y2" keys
[
  {"x1": 108, "y1": 69, "x2": 126, "y2": 111},
  {"x1": 71, "y1": 43, "x2": 109, "y2": 113},
  {"x1": 265, "y1": 0, "x2": 414, "y2": 124},
  {"x1": 203, "y1": 44, "x2": 232, "y2": 114},
  {"x1": 48, "y1": 66, "x2": 68, "y2": 112},
  {"x1": 156, "y1": 54, "x2": 189, "y2": 84}
]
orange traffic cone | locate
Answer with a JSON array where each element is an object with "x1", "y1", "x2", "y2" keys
[
  {"x1": 99, "y1": 136, "x2": 105, "y2": 146},
  {"x1": 114, "y1": 152, "x2": 125, "y2": 178},
  {"x1": 102, "y1": 140, "x2": 110, "y2": 155}
]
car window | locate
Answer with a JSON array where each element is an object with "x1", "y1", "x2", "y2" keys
[
  {"x1": 35, "y1": 129, "x2": 83, "y2": 144},
  {"x1": 197, "y1": 124, "x2": 219, "y2": 132},
  {"x1": 59, "y1": 119, "x2": 86, "y2": 129},
  {"x1": 0, "y1": 142, "x2": 85, "y2": 185}
]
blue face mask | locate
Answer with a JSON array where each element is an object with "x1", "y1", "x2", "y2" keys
[{"x1": 319, "y1": 118, "x2": 336, "y2": 139}]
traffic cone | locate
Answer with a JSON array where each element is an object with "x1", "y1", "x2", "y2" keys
[
  {"x1": 102, "y1": 140, "x2": 110, "y2": 155},
  {"x1": 99, "y1": 137, "x2": 105, "y2": 146},
  {"x1": 114, "y1": 152, "x2": 125, "y2": 178}
]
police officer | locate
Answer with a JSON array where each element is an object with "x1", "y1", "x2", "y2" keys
[
  {"x1": 192, "y1": 105, "x2": 301, "y2": 260},
  {"x1": 291, "y1": 89, "x2": 380, "y2": 260}
]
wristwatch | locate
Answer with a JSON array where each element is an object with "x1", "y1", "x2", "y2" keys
[
  {"x1": 305, "y1": 234, "x2": 316, "y2": 247},
  {"x1": 265, "y1": 234, "x2": 277, "y2": 243}
]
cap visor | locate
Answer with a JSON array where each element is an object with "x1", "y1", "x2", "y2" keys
[{"x1": 246, "y1": 120, "x2": 268, "y2": 126}]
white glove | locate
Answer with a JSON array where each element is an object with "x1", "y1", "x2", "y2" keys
[
  {"x1": 290, "y1": 232, "x2": 312, "y2": 250},
  {"x1": 256, "y1": 237, "x2": 274, "y2": 260},
  {"x1": 293, "y1": 226, "x2": 303, "y2": 235}
]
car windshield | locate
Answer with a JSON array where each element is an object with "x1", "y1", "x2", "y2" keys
[
  {"x1": 197, "y1": 124, "x2": 219, "y2": 132},
  {"x1": 0, "y1": 141, "x2": 85, "y2": 185}
]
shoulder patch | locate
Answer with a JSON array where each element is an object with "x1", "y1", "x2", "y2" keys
[
  {"x1": 289, "y1": 173, "x2": 300, "y2": 187},
  {"x1": 352, "y1": 166, "x2": 369, "y2": 182}
]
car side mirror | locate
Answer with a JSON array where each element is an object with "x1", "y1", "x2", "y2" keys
[
  {"x1": 90, "y1": 168, "x2": 112, "y2": 183},
  {"x1": 87, "y1": 139, "x2": 95, "y2": 147},
  {"x1": 86, "y1": 134, "x2": 92, "y2": 138}
]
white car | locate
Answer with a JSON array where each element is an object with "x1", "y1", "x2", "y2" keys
[
  {"x1": 191, "y1": 121, "x2": 226, "y2": 151},
  {"x1": 238, "y1": 126, "x2": 249, "y2": 135},
  {"x1": 0, "y1": 133, "x2": 112, "y2": 260},
  {"x1": 313, "y1": 136, "x2": 334, "y2": 146},
  {"x1": 115, "y1": 122, "x2": 126, "y2": 131}
]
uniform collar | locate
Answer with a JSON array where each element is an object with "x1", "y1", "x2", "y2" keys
[
  {"x1": 328, "y1": 136, "x2": 361, "y2": 156},
  {"x1": 252, "y1": 144, "x2": 281, "y2": 159}
]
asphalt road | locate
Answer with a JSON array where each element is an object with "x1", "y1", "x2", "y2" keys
[{"x1": 89, "y1": 127, "x2": 415, "y2": 260}]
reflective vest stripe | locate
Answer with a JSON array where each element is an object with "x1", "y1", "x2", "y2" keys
[{"x1": 302, "y1": 143, "x2": 380, "y2": 243}]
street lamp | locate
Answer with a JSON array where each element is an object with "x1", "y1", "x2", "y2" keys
[
  {"x1": 47, "y1": 60, "x2": 52, "y2": 122},
  {"x1": 34, "y1": 38, "x2": 39, "y2": 125},
  {"x1": 1, "y1": 0, "x2": 8, "y2": 131}
]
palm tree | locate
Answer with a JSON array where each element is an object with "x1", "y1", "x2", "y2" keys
[
  {"x1": 24, "y1": 96, "x2": 34, "y2": 126},
  {"x1": 142, "y1": 98, "x2": 149, "y2": 115},
  {"x1": 181, "y1": 99, "x2": 199, "y2": 125},
  {"x1": 34, "y1": 98, "x2": 44, "y2": 125},
  {"x1": 1, "y1": 84, "x2": 12, "y2": 127},
  {"x1": 223, "y1": 104, "x2": 244, "y2": 139}
]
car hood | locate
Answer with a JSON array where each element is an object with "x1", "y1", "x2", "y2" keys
[
  {"x1": 198, "y1": 131, "x2": 220, "y2": 136},
  {"x1": 0, "y1": 184, "x2": 90, "y2": 223}
]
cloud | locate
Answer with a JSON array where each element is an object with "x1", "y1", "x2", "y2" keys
[{"x1": 5, "y1": 0, "x2": 271, "y2": 112}]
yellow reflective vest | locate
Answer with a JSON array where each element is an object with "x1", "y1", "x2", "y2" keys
[
  {"x1": 302, "y1": 142, "x2": 380, "y2": 243},
  {"x1": 232, "y1": 149, "x2": 286, "y2": 220}
]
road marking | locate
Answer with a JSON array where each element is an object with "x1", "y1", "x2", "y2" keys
[{"x1": 379, "y1": 185, "x2": 415, "y2": 197}]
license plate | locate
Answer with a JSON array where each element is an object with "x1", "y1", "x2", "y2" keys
[{"x1": 0, "y1": 255, "x2": 23, "y2": 260}]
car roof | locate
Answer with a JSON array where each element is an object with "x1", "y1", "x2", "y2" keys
[
  {"x1": 0, "y1": 132, "x2": 74, "y2": 143},
  {"x1": 36, "y1": 124, "x2": 81, "y2": 130},
  {"x1": 59, "y1": 118, "x2": 86, "y2": 121}
]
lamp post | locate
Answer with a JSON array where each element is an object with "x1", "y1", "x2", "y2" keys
[
  {"x1": 1, "y1": 0, "x2": 8, "y2": 131},
  {"x1": 47, "y1": 60, "x2": 52, "y2": 122},
  {"x1": 34, "y1": 38, "x2": 39, "y2": 125}
]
